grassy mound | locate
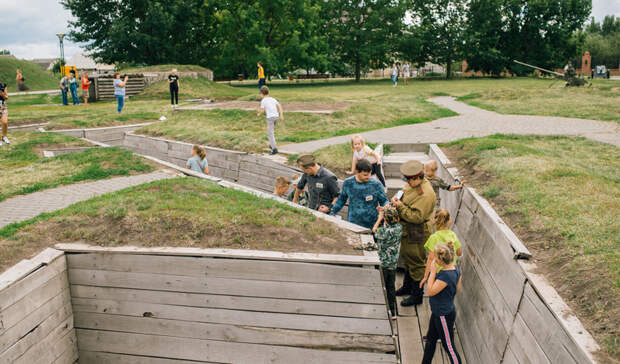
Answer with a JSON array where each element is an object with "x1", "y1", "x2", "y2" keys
[
  {"x1": 119, "y1": 64, "x2": 209, "y2": 73},
  {"x1": 0, "y1": 57, "x2": 59, "y2": 91},
  {"x1": 137, "y1": 75, "x2": 251, "y2": 101},
  {"x1": 443, "y1": 134, "x2": 620, "y2": 360}
]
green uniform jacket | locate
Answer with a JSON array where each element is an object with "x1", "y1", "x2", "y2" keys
[{"x1": 396, "y1": 179, "x2": 436, "y2": 280}]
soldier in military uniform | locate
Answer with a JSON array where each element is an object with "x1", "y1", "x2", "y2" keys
[{"x1": 392, "y1": 160, "x2": 436, "y2": 306}]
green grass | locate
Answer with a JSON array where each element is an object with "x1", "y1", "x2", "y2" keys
[
  {"x1": 0, "y1": 177, "x2": 356, "y2": 272},
  {"x1": 0, "y1": 57, "x2": 59, "y2": 91},
  {"x1": 0, "y1": 131, "x2": 154, "y2": 201},
  {"x1": 135, "y1": 75, "x2": 251, "y2": 100},
  {"x1": 119, "y1": 64, "x2": 209, "y2": 73},
  {"x1": 443, "y1": 134, "x2": 620, "y2": 359}
]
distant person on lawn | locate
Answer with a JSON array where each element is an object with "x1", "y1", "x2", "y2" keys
[
  {"x1": 372, "y1": 204, "x2": 402, "y2": 317},
  {"x1": 257, "y1": 86, "x2": 283, "y2": 155},
  {"x1": 68, "y1": 71, "x2": 79, "y2": 105},
  {"x1": 391, "y1": 63, "x2": 398, "y2": 87},
  {"x1": 169, "y1": 69, "x2": 180, "y2": 108},
  {"x1": 186, "y1": 144, "x2": 209, "y2": 174},
  {"x1": 0, "y1": 82, "x2": 10, "y2": 146},
  {"x1": 113, "y1": 72, "x2": 129, "y2": 114},
  {"x1": 59, "y1": 75, "x2": 69, "y2": 106},
  {"x1": 424, "y1": 160, "x2": 466, "y2": 210},
  {"x1": 330, "y1": 159, "x2": 388, "y2": 229},
  {"x1": 81, "y1": 72, "x2": 91, "y2": 105},
  {"x1": 257, "y1": 61, "x2": 265, "y2": 89},
  {"x1": 15, "y1": 69, "x2": 28, "y2": 91},
  {"x1": 294, "y1": 154, "x2": 339, "y2": 213},
  {"x1": 402, "y1": 62, "x2": 410, "y2": 85},
  {"x1": 347, "y1": 134, "x2": 386, "y2": 187}
]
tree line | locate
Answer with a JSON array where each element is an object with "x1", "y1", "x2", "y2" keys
[{"x1": 62, "y1": 0, "x2": 595, "y2": 80}]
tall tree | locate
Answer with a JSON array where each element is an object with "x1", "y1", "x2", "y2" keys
[
  {"x1": 324, "y1": 0, "x2": 406, "y2": 81},
  {"x1": 464, "y1": 0, "x2": 507, "y2": 75}
]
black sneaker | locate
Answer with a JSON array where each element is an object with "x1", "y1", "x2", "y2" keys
[
  {"x1": 270, "y1": 148, "x2": 278, "y2": 155},
  {"x1": 400, "y1": 295, "x2": 423, "y2": 307}
]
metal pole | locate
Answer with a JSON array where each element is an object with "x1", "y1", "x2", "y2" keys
[{"x1": 56, "y1": 33, "x2": 65, "y2": 75}]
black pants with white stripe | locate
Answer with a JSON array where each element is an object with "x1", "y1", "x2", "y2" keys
[{"x1": 422, "y1": 310, "x2": 462, "y2": 364}]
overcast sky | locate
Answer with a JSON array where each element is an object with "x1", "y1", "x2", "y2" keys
[{"x1": 2, "y1": 0, "x2": 619, "y2": 60}]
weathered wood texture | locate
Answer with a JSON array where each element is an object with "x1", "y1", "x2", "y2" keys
[
  {"x1": 54, "y1": 123, "x2": 153, "y2": 147},
  {"x1": 427, "y1": 144, "x2": 598, "y2": 364},
  {"x1": 64, "y1": 251, "x2": 396, "y2": 364},
  {"x1": 0, "y1": 248, "x2": 77, "y2": 364}
]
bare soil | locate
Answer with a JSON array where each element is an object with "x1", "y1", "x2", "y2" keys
[{"x1": 443, "y1": 145, "x2": 618, "y2": 363}]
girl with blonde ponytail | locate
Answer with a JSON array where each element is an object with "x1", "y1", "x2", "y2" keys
[{"x1": 420, "y1": 209, "x2": 463, "y2": 289}]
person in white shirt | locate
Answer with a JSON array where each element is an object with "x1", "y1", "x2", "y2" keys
[{"x1": 257, "y1": 86, "x2": 284, "y2": 155}]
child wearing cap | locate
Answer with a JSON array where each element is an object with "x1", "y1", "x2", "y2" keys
[
  {"x1": 420, "y1": 209, "x2": 462, "y2": 289},
  {"x1": 257, "y1": 86, "x2": 283, "y2": 155},
  {"x1": 424, "y1": 160, "x2": 465, "y2": 209},
  {"x1": 372, "y1": 204, "x2": 403, "y2": 317}
]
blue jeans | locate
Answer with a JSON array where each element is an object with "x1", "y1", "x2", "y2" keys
[
  {"x1": 61, "y1": 88, "x2": 68, "y2": 105},
  {"x1": 392, "y1": 74, "x2": 397, "y2": 85},
  {"x1": 116, "y1": 95, "x2": 125, "y2": 113},
  {"x1": 70, "y1": 84, "x2": 79, "y2": 105},
  {"x1": 258, "y1": 78, "x2": 265, "y2": 89}
]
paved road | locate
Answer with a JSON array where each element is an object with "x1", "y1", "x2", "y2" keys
[
  {"x1": 0, "y1": 171, "x2": 176, "y2": 228},
  {"x1": 8, "y1": 89, "x2": 60, "y2": 96},
  {"x1": 280, "y1": 96, "x2": 619, "y2": 153}
]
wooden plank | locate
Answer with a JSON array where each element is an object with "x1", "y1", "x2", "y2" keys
[
  {"x1": 74, "y1": 312, "x2": 394, "y2": 352},
  {"x1": 0, "y1": 289, "x2": 70, "y2": 354},
  {"x1": 0, "y1": 252, "x2": 65, "y2": 311},
  {"x1": 0, "y1": 272, "x2": 68, "y2": 334},
  {"x1": 417, "y1": 297, "x2": 444, "y2": 364},
  {"x1": 67, "y1": 253, "x2": 381, "y2": 287},
  {"x1": 78, "y1": 351, "x2": 218, "y2": 364},
  {"x1": 502, "y1": 345, "x2": 521, "y2": 364},
  {"x1": 76, "y1": 329, "x2": 397, "y2": 364},
  {"x1": 14, "y1": 321, "x2": 76, "y2": 364},
  {"x1": 506, "y1": 314, "x2": 552, "y2": 364},
  {"x1": 51, "y1": 342, "x2": 79, "y2": 364},
  {"x1": 397, "y1": 316, "x2": 424, "y2": 364},
  {"x1": 0, "y1": 303, "x2": 72, "y2": 362},
  {"x1": 453, "y1": 326, "x2": 467, "y2": 364},
  {"x1": 0, "y1": 248, "x2": 63, "y2": 292},
  {"x1": 72, "y1": 297, "x2": 391, "y2": 335},
  {"x1": 518, "y1": 283, "x2": 592, "y2": 364},
  {"x1": 67, "y1": 268, "x2": 383, "y2": 304},
  {"x1": 70, "y1": 285, "x2": 387, "y2": 319},
  {"x1": 56, "y1": 243, "x2": 376, "y2": 265},
  {"x1": 395, "y1": 272, "x2": 416, "y2": 317}
]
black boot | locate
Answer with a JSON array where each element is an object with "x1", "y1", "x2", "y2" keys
[
  {"x1": 395, "y1": 272, "x2": 414, "y2": 296},
  {"x1": 400, "y1": 280, "x2": 423, "y2": 307}
]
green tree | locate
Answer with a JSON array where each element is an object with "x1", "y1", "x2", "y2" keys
[
  {"x1": 464, "y1": 0, "x2": 507, "y2": 75},
  {"x1": 323, "y1": 0, "x2": 406, "y2": 81}
]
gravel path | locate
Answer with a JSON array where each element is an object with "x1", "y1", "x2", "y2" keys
[
  {"x1": 279, "y1": 96, "x2": 619, "y2": 153},
  {"x1": 0, "y1": 171, "x2": 177, "y2": 228}
]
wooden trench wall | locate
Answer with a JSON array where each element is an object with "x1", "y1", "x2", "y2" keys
[
  {"x1": 427, "y1": 144, "x2": 599, "y2": 364},
  {"x1": 0, "y1": 249, "x2": 78, "y2": 364}
]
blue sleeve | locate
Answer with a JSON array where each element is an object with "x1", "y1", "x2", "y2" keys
[
  {"x1": 376, "y1": 183, "x2": 389, "y2": 206},
  {"x1": 186, "y1": 158, "x2": 191, "y2": 167},
  {"x1": 330, "y1": 181, "x2": 348, "y2": 215}
]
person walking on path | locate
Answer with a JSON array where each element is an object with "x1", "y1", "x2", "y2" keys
[
  {"x1": 294, "y1": 154, "x2": 340, "y2": 213},
  {"x1": 186, "y1": 144, "x2": 209, "y2": 174},
  {"x1": 113, "y1": 72, "x2": 129, "y2": 114},
  {"x1": 168, "y1": 69, "x2": 180, "y2": 108},
  {"x1": 392, "y1": 160, "x2": 436, "y2": 307},
  {"x1": 0, "y1": 82, "x2": 10, "y2": 146},
  {"x1": 422, "y1": 242, "x2": 463, "y2": 364},
  {"x1": 391, "y1": 63, "x2": 398, "y2": 87},
  {"x1": 257, "y1": 86, "x2": 283, "y2": 155},
  {"x1": 81, "y1": 72, "x2": 91, "y2": 105},
  {"x1": 425, "y1": 161, "x2": 465, "y2": 210},
  {"x1": 372, "y1": 204, "x2": 402, "y2": 317},
  {"x1": 68, "y1": 73, "x2": 79, "y2": 105},
  {"x1": 402, "y1": 62, "x2": 410, "y2": 85},
  {"x1": 347, "y1": 135, "x2": 386, "y2": 187},
  {"x1": 330, "y1": 159, "x2": 388, "y2": 230},
  {"x1": 59, "y1": 75, "x2": 69, "y2": 106},
  {"x1": 420, "y1": 209, "x2": 462, "y2": 290},
  {"x1": 257, "y1": 61, "x2": 266, "y2": 89},
  {"x1": 15, "y1": 69, "x2": 28, "y2": 91}
]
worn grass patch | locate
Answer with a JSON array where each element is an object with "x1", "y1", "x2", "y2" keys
[
  {"x1": 0, "y1": 177, "x2": 360, "y2": 272},
  {"x1": 0, "y1": 131, "x2": 154, "y2": 201},
  {"x1": 443, "y1": 134, "x2": 620, "y2": 360}
]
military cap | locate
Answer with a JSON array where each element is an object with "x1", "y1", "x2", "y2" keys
[
  {"x1": 400, "y1": 160, "x2": 424, "y2": 180},
  {"x1": 296, "y1": 154, "x2": 316, "y2": 166}
]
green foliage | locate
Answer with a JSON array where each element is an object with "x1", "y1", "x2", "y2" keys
[
  {"x1": 0, "y1": 58, "x2": 59, "y2": 91},
  {"x1": 579, "y1": 16, "x2": 620, "y2": 68}
]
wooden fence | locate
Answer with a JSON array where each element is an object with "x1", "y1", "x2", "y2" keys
[
  {"x1": 0, "y1": 249, "x2": 78, "y2": 364},
  {"x1": 92, "y1": 75, "x2": 146, "y2": 101},
  {"x1": 428, "y1": 144, "x2": 599, "y2": 364}
]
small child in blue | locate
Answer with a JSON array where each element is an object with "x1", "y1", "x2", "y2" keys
[
  {"x1": 423, "y1": 241, "x2": 462, "y2": 364},
  {"x1": 372, "y1": 204, "x2": 402, "y2": 318},
  {"x1": 186, "y1": 144, "x2": 209, "y2": 174}
]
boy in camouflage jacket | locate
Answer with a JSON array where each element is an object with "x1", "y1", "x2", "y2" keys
[{"x1": 373, "y1": 204, "x2": 402, "y2": 317}]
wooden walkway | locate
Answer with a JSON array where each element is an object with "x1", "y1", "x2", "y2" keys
[{"x1": 395, "y1": 272, "x2": 467, "y2": 364}]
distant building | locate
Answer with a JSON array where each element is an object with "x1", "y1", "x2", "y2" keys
[
  {"x1": 66, "y1": 53, "x2": 114, "y2": 75},
  {"x1": 31, "y1": 58, "x2": 56, "y2": 71}
]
